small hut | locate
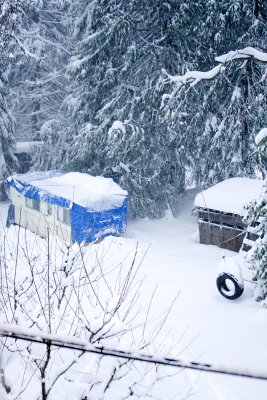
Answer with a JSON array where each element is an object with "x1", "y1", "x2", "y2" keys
[
  {"x1": 194, "y1": 178, "x2": 264, "y2": 252},
  {"x1": 14, "y1": 141, "x2": 44, "y2": 173},
  {"x1": 5, "y1": 171, "x2": 128, "y2": 244}
]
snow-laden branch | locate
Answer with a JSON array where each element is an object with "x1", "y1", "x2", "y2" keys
[
  {"x1": 163, "y1": 47, "x2": 267, "y2": 88},
  {"x1": 1, "y1": 323, "x2": 267, "y2": 381},
  {"x1": 163, "y1": 65, "x2": 222, "y2": 88},
  {"x1": 255, "y1": 128, "x2": 267, "y2": 146},
  {"x1": 215, "y1": 47, "x2": 267, "y2": 64},
  {"x1": 12, "y1": 34, "x2": 40, "y2": 60}
]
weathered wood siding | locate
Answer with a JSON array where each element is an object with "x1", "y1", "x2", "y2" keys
[{"x1": 197, "y1": 208, "x2": 246, "y2": 252}]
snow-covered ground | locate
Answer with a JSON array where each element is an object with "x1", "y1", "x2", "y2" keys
[
  {"x1": 1, "y1": 190, "x2": 267, "y2": 399},
  {"x1": 128, "y1": 190, "x2": 267, "y2": 399}
]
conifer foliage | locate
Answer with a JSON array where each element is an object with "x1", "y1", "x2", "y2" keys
[
  {"x1": 1, "y1": 0, "x2": 267, "y2": 217},
  {"x1": 0, "y1": 1, "x2": 22, "y2": 180},
  {"x1": 8, "y1": 0, "x2": 73, "y2": 171},
  {"x1": 164, "y1": 0, "x2": 267, "y2": 190},
  {"x1": 243, "y1": 130, "x2": 267, "y2": 304},
  {"x1": 68, "y1": 0, "x2": 193, "y2": 217}
]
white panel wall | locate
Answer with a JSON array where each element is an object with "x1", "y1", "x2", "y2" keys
[{"x1": 9, "y1": 187, "x2": 71, "y2": 242}]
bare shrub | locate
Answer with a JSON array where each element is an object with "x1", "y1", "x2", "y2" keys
[{"x1": 0, "y1": 225, "x2": 179, "y2": 399}]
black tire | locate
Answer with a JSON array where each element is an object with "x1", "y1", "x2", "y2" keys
[{"x1": 216, "y1": 273, "x2": 244, "y2": 300}]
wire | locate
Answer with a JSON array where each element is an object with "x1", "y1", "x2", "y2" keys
[{"x1": 0, "y1": 324, "x2": 267, "y2": 381}]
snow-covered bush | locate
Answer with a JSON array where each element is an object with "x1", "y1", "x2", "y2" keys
[
  {"x1": 0, "y1": 225, "x2": 178, "y2": 399},
  {"x1": 243, "y1": 128, "x2": 267, "y2": 305},
  {"x1": 243, "y1": 181, "x2": 267, "y2": 304}
]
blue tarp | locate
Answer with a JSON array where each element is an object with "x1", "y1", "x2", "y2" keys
[
  {"x1": 71, "y1": 200, "x2": 128, "y2": 243},
  {"x1": 5, "y1": 172, "x2": 128, "y2": 244},
  {"x1": 6, "y1": 172, "x2": 71, "y2": 209}
]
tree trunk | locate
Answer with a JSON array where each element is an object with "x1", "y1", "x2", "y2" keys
[{"x1": 40, "y1": 343, "x2": 51, "y2": 400}]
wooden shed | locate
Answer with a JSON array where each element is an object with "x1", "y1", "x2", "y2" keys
[
  {"x1": 14, "y1": 141, "x2": 44, "y2": 173},
  {"x1": 194, "y1": 178, "x2": 264, "y2": 252}
]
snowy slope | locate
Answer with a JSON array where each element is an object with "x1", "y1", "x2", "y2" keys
[{"x1": 0, "y1": 190, "x2": 267, "y2": 399}]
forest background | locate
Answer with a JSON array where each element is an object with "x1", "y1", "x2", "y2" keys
[{"x1": 1, "y1": 0, "x2": 267, "y2": 219}]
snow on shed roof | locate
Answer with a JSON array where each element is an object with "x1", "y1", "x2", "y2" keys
[
  {"x1": 194, "y1": 177, "x2": 264, "y2": 216},
  {"x1": 14, "y1": 141, "x2": 44, "y2": 154},
  {"x1": 7, "y1": 171, "x2": 127, "y2": 211}
]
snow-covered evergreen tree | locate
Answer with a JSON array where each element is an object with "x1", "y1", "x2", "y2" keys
[
  {"x1": 67, "y1": 0, "x2": 267, "y2": 217},
  {"x1": 3, "y1": 0, "x2": 267, "y2": 218},
  {"x1": 243, "y1": 128, "x2": 267, "y2": 305},
  {"x1": 164, "y1": 0, "x2": 267, "y2": 189},
  {"x1": 0, "y1": 79, "x2": 16, "y2": 182},
  {"x1": 8, "y1": 0, "x2": 73, "y2": 171},
  {"x1": 67, "y1": 0, "x2": 202, "y2": 218},
  {"x1": 0, "y1": 2, "x2": 22, "y2": 181}
]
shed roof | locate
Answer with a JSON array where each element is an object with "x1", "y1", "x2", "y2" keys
[
  {"x1": 6, "y1": 171, "x2": 127, "y2": 211},
  {"x1": 194, "y1": 177, "x2": 264, "y2": 216},
  {"x1": 14, "y1": 141, "x2": 44, "y2": 154}
]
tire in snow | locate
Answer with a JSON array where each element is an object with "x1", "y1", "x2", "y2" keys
[{"x1": 216, "y1": 273, "x2": 244, "y2": 300}]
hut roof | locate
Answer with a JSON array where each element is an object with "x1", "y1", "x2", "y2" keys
[
  {"x1": 6, "y1": 171, "x2": 127, "y2": 212},
  {"x1": 194, "y1": 177, "x2": 264, "y2": 216}
]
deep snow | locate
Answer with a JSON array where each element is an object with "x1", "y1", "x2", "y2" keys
[
  {"x1": 127, "y1": 190, "x2": 267, "y2": 399},
  {"x1": 0, "y1": 189, "x2": 267, "y2": 399}
]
